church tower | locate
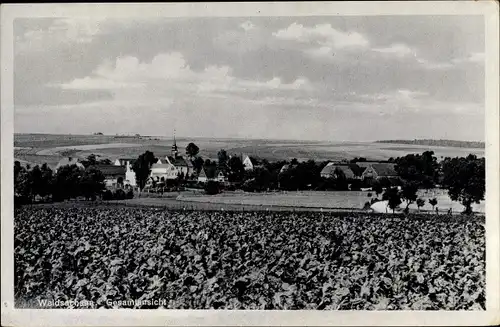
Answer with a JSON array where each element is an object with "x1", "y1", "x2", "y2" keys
[{"x1": 171, "y1": 130, "x2": 178, "y2": 159}]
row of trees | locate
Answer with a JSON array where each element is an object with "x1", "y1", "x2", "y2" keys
[
  {"x1": 378, "y1": 153, "x2": 484, "y2": 214},
  {"x1": 14, "y1": 155, "x2": 135, "y2": 206},
  {"x1": 181, "y1": 143, "x2": 485, "y2": 214},
  {"x1": 15, "y1": 162, "x2": 106, "y2": 205}
]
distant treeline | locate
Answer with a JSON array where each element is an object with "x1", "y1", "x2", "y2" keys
[{"x1": 376, "y1": 139, "x2": 485, "y2": 149}]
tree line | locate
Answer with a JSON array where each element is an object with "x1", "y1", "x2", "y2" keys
[
  {"x1": 376, "y1": 139, "x2": 485, "y2": 149},
  {"x1": 14, "y1": 155, "x2": 133, "y2": 207},
  {"x1": 137, "y1": 142, "x2": 485, "y2": 214},
  {"x1": 14, "y1": 141, "x2": 485, "y2": 214}
]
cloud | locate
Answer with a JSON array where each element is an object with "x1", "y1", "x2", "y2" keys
[
  {"x1": 372, "y1": 43, "x2": 415, "y2": 58},
  {"x1": 57, "y1": 77, "x2": 144, "y2": 90},
  {"x1": 52, "y1": 52, "x2": 314, "y2": 107},
  {"x1": 16, "y1": 18, "x2": 102, "y2": 53},
  {"x1": 240, "y1": 21, "x2": 255, "y2": 31},
  {"x1": 452, "y1": 52, "x2": 485, "y2": 64},
  {"x1": 416, "y1": 57, "x2": 455, "y2": 70},
  {"x1": 273, "y1": 23, "x2": 369, "y2": 49}
]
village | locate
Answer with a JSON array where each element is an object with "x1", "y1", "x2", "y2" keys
[
  {"x1": 12, "y1": 135, "x2": 474, "y2": 216},
  {"x1": 51, "y1": 137, "x2": 402, "y2": 193}
]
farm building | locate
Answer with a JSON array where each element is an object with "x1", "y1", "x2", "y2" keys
[
  {"x1": 164, "y1": 156, "x2": 194, "y2": 177},
  {"x1": 150, "y1": 163, "x2": 178, "y2": 181},
  {"x1": 243, "y1": 155, "x2": 259, "y2": 171},
  {"x1": 114, "y1": 158, "x2": 137, "y2": 187},
  {"x1": 279, "y1": 164, "x2": 297, "y2": 174},
  {"x1": 93, "y1": 165, "x2": 126, "y2": 189},
  {"x1": 320, "y1": 162, "x2": 363, "y2": 179},
  {"x1": 198, "y1": 166, "x2": 227, "y2": 183},
  {"x1": 361, "y1": 163, "x2": 398, "y2": 180},
  {"x1": 55, "y1": 157, "x2": 84, "y2": 171},
  {"x1": 114, "y1": 158, "x2": 136, "y2": 167}
]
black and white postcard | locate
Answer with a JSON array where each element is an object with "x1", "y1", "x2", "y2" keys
[{"x1": 1, "y1": 2, "x2": 499, "y2": 326}]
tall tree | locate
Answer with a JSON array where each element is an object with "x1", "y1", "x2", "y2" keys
[
  {"x1": 383, "y1": 187, "x2": 402, "y2": 213},
  {"x1": 395, "y1": 151, "x2": 439, "y2": 188},
  {"x1": 82, "y1": 154, "x2": 113, "y2": 168},
  {"x1": 52, "y1": 164, "x2": 84, "y2": 201},
  {"x1": 416, "y1": 198, "x2": 425, "y2": 212},
  {"x1": 81, "y1": 154, "x2": 98, "y2": 168},
  {"x1": 372, "y1": 181, "x2": 383, "y2": 199},
  {"x1": 227, "y1": 156, "x2": 245, "y2": 182},
  {"x1": 192, "y1": 156, "x2": 204, "y2": 174},
  {"x1": 217, "y1": 149, "x2": 228, "y2": 170},
  {"x1": 39, "y1": 163, "x2": 53, "y2": 198},
  {"x1": 400, "y1": 182, "x2": 419, "y2": 210},
  {"x1": 186, "y1": 142, "x2": 200, "y2": 159},
  {"x1": 132, "y1": 151, "x2": 158, "y2": 190},
  {"x1": 80, "y1": 167, "x2": 105, "y2": 200},
  {"x1": 441, "y1": 154, "x2": 485, "y2": 214},
  {"x1": 429, "y1": 198, "x2": 438, "y2": 211},
  {"x1": 14, "y1": 163, "x2": 31, "y2": 202}
]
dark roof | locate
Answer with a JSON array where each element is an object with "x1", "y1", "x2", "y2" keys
[
  {"x1": 248, "y1": 156, "x2": 259, "y2": 165},
  {"x1": 371, "y1": 163, "x2": 398, "y2": 177},
  {"x1": 151, "y1": 163, "x2": 173, "y2": 169},
  {"x1": 93, "y1": 165, "x2": 126, "y2": 176},
  {"x1": 321, "y1": 163, "x2": 357, "y2": 179},
  {"x1": 355, "y1": 162, "x2": 373, "y2": 169},
  {"x1": 348, "y1": 164, "x2": 365, "y2": 177},
  {"x1": 167, "y1": 156, "x2": 193, "y2": 168}
]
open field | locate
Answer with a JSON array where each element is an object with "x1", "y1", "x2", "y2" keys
[
  {"x1": 177, "y1": 190, "x2": 484, "y2": 214},
  {"x1": 14, "y1": 133, "x2": 485, "y2": 168},
  {"x1": 39, "y1": 189, "x2": 481, "y2": 214},
  {"x1": 14, "y1": 206, "x2": 485, "y2": 310}
]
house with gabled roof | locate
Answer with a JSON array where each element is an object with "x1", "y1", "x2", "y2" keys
[
  {"x1": 93, "y1": 164, "x2": 126, "y2": 188},
  {"x1": 114, "y1": 157, "x2": 137, "y2": 187},
  {"x1": 198, "y1": 166, "x2": 227, "y2": 183},
  {"x1": 361, "y1": 163, "x2": 398, "y2": 180},
  {"x1": 243, "y1": 155, "x2": 259, "y2": 171},
  {"x1": 320, "y1": 162, "x2": 363, "y2": 179},
  {"x1": 114, "y1": 158, "x2": 136, "y2": 167}
]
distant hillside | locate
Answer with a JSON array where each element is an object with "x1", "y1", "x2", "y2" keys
[{"x1": 375, "y1": 139, "x2": 485, "y2": 149}]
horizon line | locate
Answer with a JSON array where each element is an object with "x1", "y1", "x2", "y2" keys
[{"x1": 13, "y1": 132, "x2": 485, "y2": 144}]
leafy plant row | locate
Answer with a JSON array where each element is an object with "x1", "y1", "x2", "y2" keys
[{"x1": 15, "y1": 207, "x2": 485, "y2": 310}]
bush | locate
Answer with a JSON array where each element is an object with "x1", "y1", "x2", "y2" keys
[
  {"x1": 363, "y1": 201, "x2": 372, "y2": 210},
  {"x1": 113, "y1": 189, "x2": 126, "y2": 200},
  {"x1": 204, "y1": 181, "x2": 221, "y2": 195},
  {"x1": 102, "y1": 190, "x2": 113, "y2": 200},
  {"x1": 378, "y1": 177, "x2": 392, "y2": 188},
  {"x1": 126, "y1": 189, "x2": 134, "y2": 199},
  {"x1": 348, "y1": 179, "x2": 362, "y2": 191}
]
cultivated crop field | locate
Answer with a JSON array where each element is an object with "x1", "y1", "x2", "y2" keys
[{"x1": 15, "y1": 206, "x2": 485, "y2": 310}]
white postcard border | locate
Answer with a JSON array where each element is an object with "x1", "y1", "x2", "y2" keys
[{"x1": 1, "y1": 2, "x2": 499, "y2": 326}]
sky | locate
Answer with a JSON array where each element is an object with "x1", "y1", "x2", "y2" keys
[{"x1": 13, "y1": 15, "x2": 485, "y2": 142}]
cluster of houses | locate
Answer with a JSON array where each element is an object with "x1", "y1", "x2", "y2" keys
[
  {"x1": 319, "y1": 161, "x2": 398, "y2": 181},
  {"x1": 53, "y1": 139, "x2": 399, "y2": 191}
]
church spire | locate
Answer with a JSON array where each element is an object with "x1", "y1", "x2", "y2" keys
[{"x1": 172, "y1": 129, "x2": 178, "y2": 158}]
